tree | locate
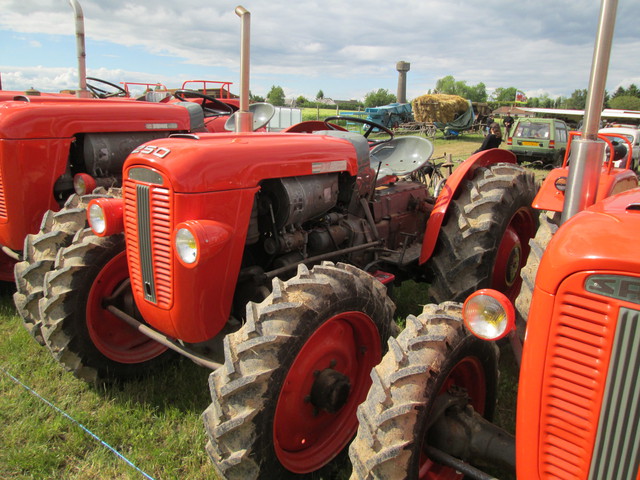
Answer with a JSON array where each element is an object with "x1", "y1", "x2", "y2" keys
[
  {"x1": 250, "y1": 92, "x2": 265, "y2": 102},
  {"x1": 266, "y1": 85, "x2": 285, "y2": 106},
  {"x1": 491, "y1": 87, "x2": 518, "y2": 103},
  {"x1": 316, "y1": 89, "x2": 324, "y2": 100},
  {"x1": 609, "y1": 95, "x2": 640, "y2": 111},
  {"x1": 564, "y1": 89, "x2": 588, "y2": 110},
  {"x1": 295, "y1": 95, "x2": 308, "y2": 107},
  {"x1": 434, "y1": 75, "x2": 487, "y2": 102},
  {"x1": 363, "y1": 88, "x2": 396, "y2": 108}
]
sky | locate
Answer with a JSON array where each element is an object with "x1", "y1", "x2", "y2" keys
[{"x1": 1, "y1": 0, "x2": 639, "y2": 103}]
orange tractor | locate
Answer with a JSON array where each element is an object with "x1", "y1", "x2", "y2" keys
[
  {"x1": 27, "y1": 5, "x2": 540, "y2": 479},
  {"x1": 4, "y1": 1, "x2": 255, "y2": 346},
  {"x1": 348, "y1": 0, "x2": 640, "y2": 479}
]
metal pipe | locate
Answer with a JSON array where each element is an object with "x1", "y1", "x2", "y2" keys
[
  {"x1": 68, "y1": 0, "x2": 91, "y2": 98},
  {"x1": 105, "y1": 305, "x2": 223, "y2": 370},
  {"x1": 264, "y1": 240, "x2": 383, "y2": 279},
  {"x1": 561, "y1": 0, "x2": 618, "y2": 223},
  {"x1": 234, "y1": 6, "x2": 253, "y2": 132},
  {"x1": 424, "y1": 446, "x2": 500, "y2": 480}
]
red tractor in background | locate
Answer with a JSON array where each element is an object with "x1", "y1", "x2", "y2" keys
[
  {"x1": 348, "y1": 1, "x2": 640, "y2": 479},
  {"x1": 3, "y1": 0, "x2": 260, "y2": 345},
  {"x1": 30, "y1": 6, "x2": 539, "y2": 479}
]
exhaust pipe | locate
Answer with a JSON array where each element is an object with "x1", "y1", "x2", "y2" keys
[
  {"x1": 561, "y1": 0, "x2": 618, "y2": 223},
  {"x1": 235, "y1": 6, "x2": 253, "y2": 132},
  {"x1": 69, "y1": 0, "x2": 91, "y2": 98}
]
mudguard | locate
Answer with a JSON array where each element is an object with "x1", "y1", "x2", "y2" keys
[{"x1": 419, "y1": 148, "x2": 517, "y2": 264}]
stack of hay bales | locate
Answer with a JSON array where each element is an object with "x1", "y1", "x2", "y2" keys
[{"x1": 411, "y1": 94, "x2": 469, "y2": 123}]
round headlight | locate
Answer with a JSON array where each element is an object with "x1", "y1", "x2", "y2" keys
[
  {"x1": 73, "y1": 173, "x2": 97, "y2": 196},
  {"x1": 462, "y1": 289, "x2": 515, "y2": 341},
  {"x1": 175, "y1": 228, "x2": 198, "y2": 264},
  {"x1": 88, "y1": 203, "x2": 106, "y2": 234}
]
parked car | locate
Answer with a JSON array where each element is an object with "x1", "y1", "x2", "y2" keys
[
  {"x1": 507, "y1": 117, "x2": 569, "y2": 167},
  {"x1": 598, "y1": 125, "x2": 640, "y2": 171}
]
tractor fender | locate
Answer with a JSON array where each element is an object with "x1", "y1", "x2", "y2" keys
[
  {"x1": 532, "y1": 166, "x2": 638, "y2": 212},
  {"x1": 419, "y1": 148, "x2": 517, "y2": 264}
]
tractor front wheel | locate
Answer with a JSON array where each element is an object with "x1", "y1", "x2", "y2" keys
[
  {"x1": 514, "y1": 210, "x2": 561, "y2": 328},
  {"x1": 40, "y1": 229, "x2": 170, "y2": 383},
  {"x1": 203, "y1": 262, "x2": 396, "y2": 480},
  {"x1": 14, "y1": 190, "x2": 118, "y2": 345},
  {"x1": 349, "y1": 302, "x2": 499, "y2": 480}
]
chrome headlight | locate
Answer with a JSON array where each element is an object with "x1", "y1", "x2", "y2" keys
[{"x1": 462, "y1": 289, "x2": 515, "y2": 341}]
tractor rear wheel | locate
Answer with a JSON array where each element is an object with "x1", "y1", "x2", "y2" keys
[
  {"x1": 514, "y1": 210, "x2": 561, "y2": 329},
  {"x1": 14, "y1": 190, "x2": 118, "y2": 345},
  {"x1": 349, "y1": 302, "x2": 499, "y2": 480},
  {"x1": 203, "y1": 262, "x2": 396, "y2": 480},
  {"x1": 427, "y1": 163, "x2": 537, "y2": 303},
  {"x1": 40, "y1": 229, "x2": 170, "y2": 383}
]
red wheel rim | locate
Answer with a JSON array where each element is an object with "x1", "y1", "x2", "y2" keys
[
  {"x1": 418, "y1": 355, "x2": 487, "y2": 480},
  {"x1": 86, "y1": 251, "x2": 167, "y2": 363},
  {"x1": 491, "y1": 207, "x2": 536, "y2": 300},
  {"x1": 273, "y1": 311, "x2": 381, "y2": 473}
]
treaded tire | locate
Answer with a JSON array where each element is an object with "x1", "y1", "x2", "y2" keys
[
  {"x1": 348, "y1": 302, "x2": 499, "y2": 480},
  {"x1": 40, "y1": 228, "x2": 170, "y2": 383},
  {"x1": 14, "y1": 189, "x2": 118, "y2": 345},
  {"x1": 514, "y1": 210, "x2": 560, "y2": 328},
  {"x1": 427, "y1": 163, "x2": 537, "y2": 303},
  {"x1": 202, "y1": 261, "x2": 397, "y2": 480}
]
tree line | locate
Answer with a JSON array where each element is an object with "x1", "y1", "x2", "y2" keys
[{"x1": 256, "y1": 77, "x2": 640, "y2": 111}]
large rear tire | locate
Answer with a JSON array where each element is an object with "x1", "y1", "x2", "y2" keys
[
  {"x1": 14, "y1": 190, "x2": 117, "y2": 345},
  {"x1": 202, "y1": 262, "x2": 397, "y2": 480},
  {"x1": 427, "y1": 163, "x2": 537, "y2": 303},
  {"x1": 40, "y1": 228, "x2": 170, "y2": 383},
  {"x1": 349, "y1": 302, "x2": 499, "y2": 480}
]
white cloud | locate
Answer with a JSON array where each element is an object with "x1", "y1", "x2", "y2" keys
[{"x1": 1, "y1": 0, "x2": 638, "y2": 101}]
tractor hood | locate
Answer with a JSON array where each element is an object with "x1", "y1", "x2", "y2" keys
[
  {"x1": 123, "y1": 132, "x2": 361, "y2": 192},
  {"x1": 536, "y1": 187, "x2": 640, "y2": 295},
  {"x1": 0, "y1": 99, "x2": 195, "y2": 139}
]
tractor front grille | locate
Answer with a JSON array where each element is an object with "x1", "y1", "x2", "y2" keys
[
  {"x1": 0, "y1": 166, "x2": 7, "y2": 219},
  {"x1": 589, "y1": 307, "x2": 640, "y2": 480},
  {"x1": 123, "y1": 175, "x2": 173, "y2": 308},
  {"x1": 539, "y1": 281, "x2": 640, "y2": 480}
]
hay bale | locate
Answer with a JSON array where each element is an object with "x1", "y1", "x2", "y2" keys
[{"x1": 411, "y1": 94, "x2": 469, "y2": 123}]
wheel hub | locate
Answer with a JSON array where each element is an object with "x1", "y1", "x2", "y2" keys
[{"x1": 310, "y1": 368, "x2": 351, "y2": 413}]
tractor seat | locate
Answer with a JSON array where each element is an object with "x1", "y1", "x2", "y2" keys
[{"x1": 370, "y1": 136, "x2": 434, "y2": 177}]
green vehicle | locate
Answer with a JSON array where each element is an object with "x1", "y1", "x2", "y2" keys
[{"x1": 507, "y1": 117, "x2": 569, "y2": 167}]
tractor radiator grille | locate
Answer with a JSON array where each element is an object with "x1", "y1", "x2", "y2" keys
[
  {"x1": 0, "y1": 166, "x2": 7, "y2": 219},
  {"x1": 588, "y1": 307, "x2": 640, "y2": 480},
  {"x1": 123, "y1": 177, "x2": 173, "y2": 308},
  {"x1": 540, "y1": 287, "x2": 640, "y2": 480}
]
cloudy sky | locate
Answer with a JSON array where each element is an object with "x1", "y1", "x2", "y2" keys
[{"x1": 1, "y1": 0, "x2": 639, "y2": 102}]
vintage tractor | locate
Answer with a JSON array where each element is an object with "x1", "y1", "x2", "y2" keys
[
  {"x1": 347, "y1": 0, "x2": 640, "y2": 479},
  {"x1": 5, "y1": 0, "x2": 252, "y2": 345},
  {"x1": 30, "y1": 5, "x2": 537, "y2": 480}
]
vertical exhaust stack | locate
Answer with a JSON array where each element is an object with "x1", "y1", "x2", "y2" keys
[
  {"x1": 69, "y1": 0, "x2": 91, "y2": 98},
  {"x1": 396, "y1": 61, "x2": 410, "y2": 104},
  {"x1": 235, "y1": 6, "x2": 253, "y2": 132},
  {"x1": 561, "y1": 0, "x2": 618, "y2": 223}
]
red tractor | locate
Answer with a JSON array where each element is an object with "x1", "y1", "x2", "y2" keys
[
  {"x1": 348, "y1": 1, "x2": 640, "y2": 479},
  {"x1": 4, "y1": 1, "x2": 250, "y2": 345},
  {"x1": 29, "y1": 6, "x2": 538, "y2": 479}
]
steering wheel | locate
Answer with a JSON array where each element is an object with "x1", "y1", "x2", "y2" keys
[
  {"x1": 323, "y1": 116, "x2": 394, "y2": 146},
  {"x1": 173, "y1": 90, "x2": 235, "y2": 117},
  {"x1": 86, "y1": 77, "x2": 127, "y2": 98}
]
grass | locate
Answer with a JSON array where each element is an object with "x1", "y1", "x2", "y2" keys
[{"x1": 0, "y1": 284, "x2": 216, "y2": 480}]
